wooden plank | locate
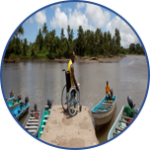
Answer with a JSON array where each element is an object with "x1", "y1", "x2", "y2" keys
[
  {"x1": 30, "y1": 117, "x2": 35, "y2": 119},
  {"x1": 113, "y1": 132, "x2": 118, "y2": 136},
  {"x1": 25, "y1": 126, "x2": 38, "y2": 129},
  {"x1": 27, "y1": 129, "x2": 36, "y2": 133},
  {"x1": 28, "y1": 119, "x2": 39, "y2": 122},
  {"x1": 116, "y1": 127, "x2": 123, "y2": 131},
  {"x1": 43, "y1": 120, "x2": 47, "y2": 123},
  {"x1": 44, "y1": 115, "x2": 49, "y2": 118},
  {"x1": 102, "y1": 103, "x2": 113, "y2": 106},
  {"x1": 27, "y1": 123, "x2": 39, "y2": 125}
]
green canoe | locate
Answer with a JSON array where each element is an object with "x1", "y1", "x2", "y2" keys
[
  {"x1": 38, "y1": 105, "x2": 51, "y2": 139},
  {"x1": 8, "y1": 99, "x2": 21, "y2": 110}
]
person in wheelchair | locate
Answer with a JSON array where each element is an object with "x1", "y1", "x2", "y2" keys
[
  {"x1": 67, "y1": 51, "x2": 79, "y2": 92},
  {"x1": 61, "y1": 51, "x2": 82, "y2": 116}
]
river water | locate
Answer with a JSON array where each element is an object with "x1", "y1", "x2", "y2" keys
[{"x1": 2, "y1": 55, "x2": 148, "y2": 143}]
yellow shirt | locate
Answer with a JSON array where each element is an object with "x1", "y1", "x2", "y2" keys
[
  {"x1": 105, "y1": 84, "x2": 110, "y2": 94},
  {"x1": 67, "y1": 59, "x2": 74, "y2": 87}
]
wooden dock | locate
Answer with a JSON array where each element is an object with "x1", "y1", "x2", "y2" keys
[{"x1": 41, "y1": 105, "x2": 99, "y2": 148}]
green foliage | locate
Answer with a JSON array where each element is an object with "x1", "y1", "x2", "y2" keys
[
  {"x1": 47, "y1": 52, "x2": 55, "y2": 59},
  {"x1": 129, "y1": 43, "x2": 144, "y2": 54},
  {"x1": 5, "y1": 24, "x2": 145, "y2": 60}
]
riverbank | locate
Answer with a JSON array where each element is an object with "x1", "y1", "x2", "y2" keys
[
  {"x1": 41, "y1": 105, "x2": 99, "y2": 148},
  {"x1": 4, "y1": 56, "x2": 125, "y2": 63}
]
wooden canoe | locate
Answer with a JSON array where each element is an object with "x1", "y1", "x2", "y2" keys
[
  {"x1": 8, "y1": 99, "x2": 21, "y2": 110},
  {"x1": 24, "y1": 108, "x2": 42, "y2": 137},
  {"x1": 11, "y1": 102, "x2": 30, "y2": 120},
  {"x1": 107, "y1": 105, "x2": 139, "y2": 140},
  {"x1": 91, "y1": 96, "x2": 117, "y2": 126},
  {"x1": 38, "y1": 105, "x2": 51, "y2": 139}
]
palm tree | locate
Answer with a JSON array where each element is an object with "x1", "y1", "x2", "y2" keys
[
  {"x1": 36, "y1": 28, "x2": 43, "y2": 51},
  {"x1": 77, "y1": 25, "x2": 84, "y2": 56},
  {"x1": 61, "y1": 28, "x2": 65, "y2": 41},
  {"x1": 14, "y1": 37, "x2": 21, "y2": 55},
  {"x1": 115, "y1": 28, "x2": 121, "y2": 48},
  {"x1": 15, "y1": 26, "x2": 24, "y2": 38},
  {"x1": 90, "y1": 31, "x2": 95, "y2": 55},
  {"x1": 42, "y1": 23, "x2": 48, "y2": 36},
  {"x1": 67, "y1": 25, "x2": 70, "y2": 40},
  {"x1": 107, "y1": 31, "x2": 111, "y2": 43},
  {"x1": 23, "y1": 38, "x2": 28, "y2": 56}
]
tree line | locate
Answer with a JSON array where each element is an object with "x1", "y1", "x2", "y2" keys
[{"x1": 5, "y1": 23, "x2": 145, "y2": 59}]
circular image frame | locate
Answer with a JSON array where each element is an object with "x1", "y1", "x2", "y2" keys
[{"x1": 0, "y1": 0, "x2": 150, "y2": 150}]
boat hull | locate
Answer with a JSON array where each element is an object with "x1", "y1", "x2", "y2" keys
[
  {"x1": 10, "y1": 103, "x2": 21, "y2": 110},
  {"x1": 16, "y1": 107, "x2": 29, "y2": 120},
  {"x1": 107, "y1": 106, "x2": 139, "y2": 140},
  {"x1": 92, "y1": 102, "x2": 116, "y2": 126},
  {"x1": 12, "y1": 103, "x2": 30, "y2": 120},
  {"x1": 38, "y1": 105, "x2": 51, "y2": 139},
  {"x1": 107, "y1": 106, "x2": 124, "y2": 140}
]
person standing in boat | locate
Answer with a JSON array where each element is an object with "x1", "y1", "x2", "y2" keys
[{"x1": 67, "y1": 51, "x2": 79, "y2": 91}]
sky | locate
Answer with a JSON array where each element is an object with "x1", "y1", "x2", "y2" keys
[{"x1": 21, "y1": 2, "x2": 140, "y2": 48}]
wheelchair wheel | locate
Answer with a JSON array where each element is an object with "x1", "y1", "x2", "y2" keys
[
  {"x1": 67, "y1": 87, "x2": 78, "y2": 116},
  {"x1": 61, "y1": 85, "x2": 68, "y2": 112}
]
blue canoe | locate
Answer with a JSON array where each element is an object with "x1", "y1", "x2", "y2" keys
[
  {"x1": 12, "y1": 102, "x2": 30, "y2": 120},
  {"x1": 91, "y1": 96, "x2": 117, "y2": 126}
]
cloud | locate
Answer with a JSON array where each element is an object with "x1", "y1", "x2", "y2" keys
[
  {"x1": 50, "y1": 6, "x2": 99, "y2": 35},
  {"x1": 35, "y1": 11, "x2": 47, "y2": 29},
  {"x1": 50, "y1": 7, "x2": 68, "y2": 29},
  {"x1": 85, "y1": 4, "x2": 110, "y2": 27},
  {"x1": 25, "y1": 17, "x2": 33, "y2": 24},
  {"x1": 77, "y1": 2, "x2": 85, "y2": 9},
  {"x1": 68, "y1": 9, "x2": 95, "y2": 31},
  {"x1": 50, "y1": 4, "x2": 61, "y2": 8},
  {"x1": 106, "y1": 16, "x2": 139, "y2": 48}
]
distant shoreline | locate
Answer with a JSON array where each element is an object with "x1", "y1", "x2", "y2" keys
[{"x1": 4, "y1": 56, "x2": 125, "y2": 63}]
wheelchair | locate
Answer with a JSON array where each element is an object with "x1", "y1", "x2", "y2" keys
[{"x1": 61, "y1": 69, "x2": 82, "y2": 116}]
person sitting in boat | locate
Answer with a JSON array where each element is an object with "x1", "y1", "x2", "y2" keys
[
  {"x1": 105, "y1": 81, "x2": 112, "y2": 100},
  {"x1": 124, "y1": 96, "x2": 136, "y2": 118},
  {"x1": 25, "y1": 96, "x2": 29, "y2": 106},
  {"x1": 17, "y1": 95, "x2": 21, "y2": 100},
  {"x1": 10, "y1": 91, "x2": 14, "y2": 98},
  {"x1": 34, "y1": 104, "x2": 39, "y2": 119}
]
